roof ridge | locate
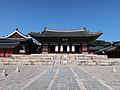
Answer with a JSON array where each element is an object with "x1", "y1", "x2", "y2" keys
[
  {"x1": 45, "y1": 28, "x2": 86, "y2": 32},
  {"x1": 4, "y1": 28, "x2": 31, "y2": 39}
]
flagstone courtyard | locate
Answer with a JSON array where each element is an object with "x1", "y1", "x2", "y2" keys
[{"x1": 0, "y1": 64, "x2": 120, "y2": 90}]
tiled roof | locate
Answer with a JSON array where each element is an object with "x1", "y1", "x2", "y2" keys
[
  {"x1": 29, "y1": 28, "x2": 103, "y2": 37},
  {"x1": 4, "y1": 28, "x2": 31, "y2": 39},
  {"x1": 105, "y1": 43, "x2": 120, "y2": 52},
  {"x1": 0, "y1": 38, "x2": 31, "y2": 49},
  {"x1": 89, "y1": 46, "x2": 103, "y2": 51},
  {"x1": 0, "y1": 42, "x2": 20, "y2": 49},
  {"x1": 106, "y1": 46, "x2": 116, "y2": 52},
  {"x1": 96, "y1": 46, "x2": 113, "y2": 52},
  {"x1": 0, "y1": 38, "x2": 31, "y2": 43}
]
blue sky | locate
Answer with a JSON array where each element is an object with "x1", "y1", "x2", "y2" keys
[{"x1": 0, "y1": 0, "x2": 120, "y2": 42}]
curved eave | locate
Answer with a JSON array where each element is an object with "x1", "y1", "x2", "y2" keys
[
  {"x1": 29, "y1": 32, "x2": 103, "y2": 43},
  {"x1": 90, "y1": 32, "x2": 103, "y2": 37},
  {"x1": 0, "y1": 42, "x2": 20, "y2": 49},
  {"x1": 29, "y1": 33, "x2": 41, "y2": 42},
  {"x1": 29, "y1": 32, "x2": 43, "y2": 37},
  {"x1": 0, "y1": 38, "x2": 32, "y2": 44},
  {"x1": 29, "y1": 32, "x2": 103, "y2": 37}
]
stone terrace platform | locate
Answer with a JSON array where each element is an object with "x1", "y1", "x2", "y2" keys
[
  {"x1": 0, "y1": 54, "x2": 120, "y2": 66},
  {"x1": 0, "y1": 65, "x2": 120, "y2": 90}
]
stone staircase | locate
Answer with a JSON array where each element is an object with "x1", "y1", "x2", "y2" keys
[{"x1": 0, "y1": 54, "x2": 119, "y2": 66}]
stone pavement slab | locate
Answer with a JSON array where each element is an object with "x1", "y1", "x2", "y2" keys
[
  {"x1": 0, "y1": 65, "x2": 49, "y2": 90},
  {"x1": 80, "y1": 66, "x2": 120, "y2": 90},
  {"x1": 51, "y1": 66, "x2": 81, "y2": 90},
  {"x1": 0, "y1": 65, "x2": 118, "y2": 90},
  {"x1": 73, "y1": 67, "x2": 112, "y2": 90}
]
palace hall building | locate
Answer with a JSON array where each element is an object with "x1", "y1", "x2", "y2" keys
[
  {"x1": 29, "y1": 27, "x2": 103, "y2": 54},
  {"x1": 0, "y1": 29, "x2": 38, "y2": 57}
]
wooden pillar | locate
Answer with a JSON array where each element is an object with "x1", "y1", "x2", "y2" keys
[
  {"x1": 48, "y1": 43, "x2": 50, "y2": 53},
  {"x1": 70, "y1": 44, "x2": 72, "y2": 53},
  {"x1": 79, "y1": 44, "x2": 82, "y2": 54},
  {"x1": 87, "y1": 43, "x2": 89, "y2": 53},
  {"x1": 58, "y1": 44, "x2": 60, "y2": 53},
  {"x1": 4, "y1": 49, "x2": 6, "y2": 57},
  {"x1": 40, "y1": 44, "x2": 43, "y2": 53}
]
